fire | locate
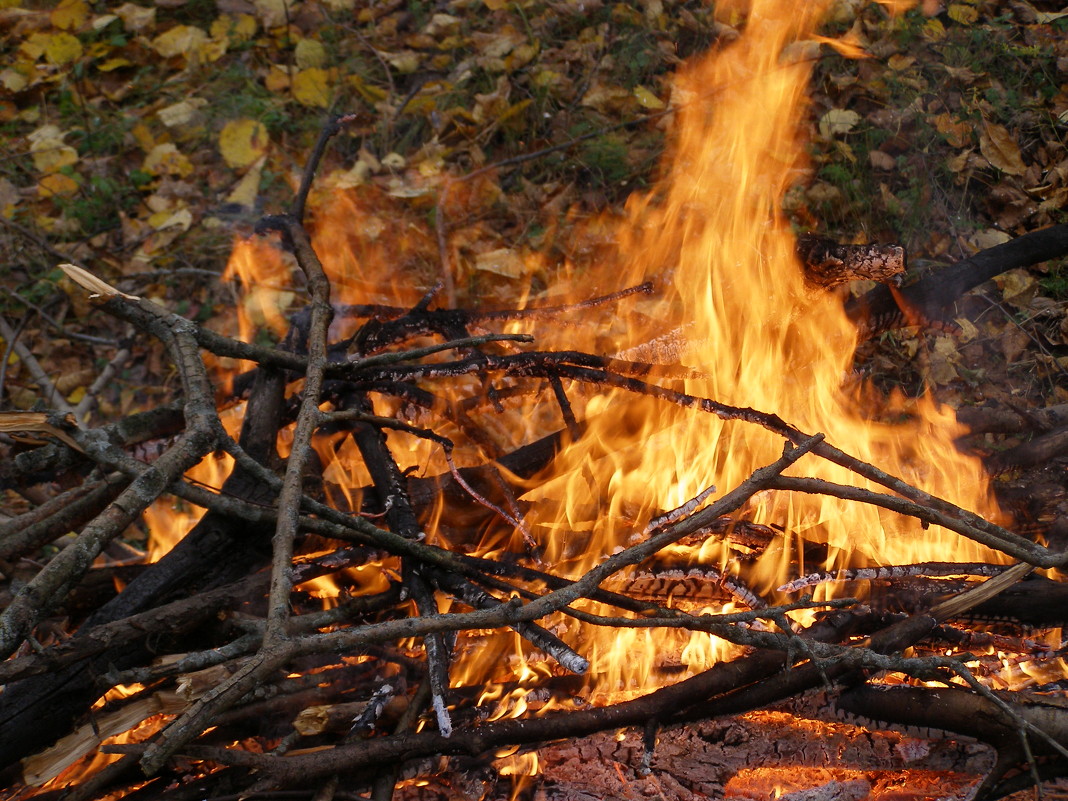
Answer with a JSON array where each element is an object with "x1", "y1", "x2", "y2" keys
[
  {"x1": 152, "y1": 0, "x2": 1006, "y2": 737},
  {"x1": 486, "y1": 0, "x2": 1004, "y2": 689}
]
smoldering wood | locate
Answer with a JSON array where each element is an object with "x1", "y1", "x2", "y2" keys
[{"x1": 796, "y1": 235, "x2": 906, "y2": 289}]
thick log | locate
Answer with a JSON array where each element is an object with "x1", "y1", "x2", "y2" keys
[{"x1": 846, "y1": 224, "x2": 1068, "y2": 337}]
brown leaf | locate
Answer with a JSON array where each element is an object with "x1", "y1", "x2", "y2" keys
[{"x1": 979, "y1": 122, "x2": 1027, "y2": 176}]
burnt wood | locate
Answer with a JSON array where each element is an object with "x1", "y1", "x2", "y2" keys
[{"x1": 846, "y1": 224, "x2": 1068, "y2": 337}]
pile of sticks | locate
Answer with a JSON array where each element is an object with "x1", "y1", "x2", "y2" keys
[{"x1": 3, "y1": 119, "x2": 1068, "y2": 801}]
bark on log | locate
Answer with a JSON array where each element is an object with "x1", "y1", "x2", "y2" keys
[{"x1": 796, "y1": 235, "x2": 906, "y2": 289}]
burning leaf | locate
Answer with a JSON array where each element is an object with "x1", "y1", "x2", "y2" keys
[
  {"x1": 979, "y1": 122, "x2": 1027, "y2": 176},
  {"x1": 218, "y1": 118, "x2": 270, "y2": 168},
  {"x1": 292, "y1": 68, "x2": 332, "y2": 108},
  {"x1": 818, "y1": 108, "x2": 860, "y2": 138}
]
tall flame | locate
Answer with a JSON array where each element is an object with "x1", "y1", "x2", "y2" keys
[{"x1": 507, "y1": 0, "x2": 1001, "y2": 687}]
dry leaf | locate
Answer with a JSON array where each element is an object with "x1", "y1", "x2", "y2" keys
[
  {"x1": 115, "y1": 3, "x2": 156, "y2": 32},
  {"x1": 51, "y1": 0, "x2": 89, "y2": 31},
  {"x1": 979, "y1": 122, "x2": 1027, "y2": 176},
  {"x1": 28, "y1": 124, "x2": 79, "y2": 173},
  {"x1": 818, "y1": 108, "x2": 860, "y2": 138},
  {"x1": 218, "y1": 118, "x2": 269, "y2": 168},
  {"x1": 37, "y1": 172, "x2": 79, "y2": 197},
  {"x1": 44, "y1": 32, "x2": 83, "y2": 66},
  {"x1": 294, "y1": 38, "x2": 327, "y2": 69},
  {"x1": 292, "y1": 68, "x2": 332, "y2": 108},
  {"x1": 226, "y1": 157, "x2": 264, "y2": 206},
  {"x1": 632, "y1": 85, "x2": 664, "y2": 110},
  {"x1": 143, "y1": 143, "x2": 194, "y2": 177},
  {"x1": 157, "y1": 98, "x2": 207, "y2": 127},
  {"x1": 946, "y1": 3, "x2": 978, "y2": 24},
  {"x1": 474, "y1": 248, "x2": 528, "y2": 278},
  {"x1": 152, "y1": 25, "x2": 208, "y2": 58}
]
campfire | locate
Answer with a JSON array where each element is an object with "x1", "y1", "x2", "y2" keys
[{"x1": 5, "y1": 1, "x2": 1068, "y2": 800}]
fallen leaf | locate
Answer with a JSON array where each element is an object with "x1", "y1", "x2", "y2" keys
[
  {"x1": 947, "y1": 3, "x2": 978, "y2": 24},
  {"x1": 143, "y1": 143, "x2": 194, "y2": 176},
  {"x1": 868, "y1": 150, "x2": 895, "y2": 170},
  {"x1": 152, "y1": 25, "x2": 208, "y2": 58},
  {"x1": 294, "y1": 38, "x2": 327, "y2": 69},
  {"x1": 96, "y1": 57, "x2": 133, "y2": 71},
  {"x1": 979, "y1": 122, "x2": 1027, "y2": 176},
  {"x1": 218, "y1": 118, "x2": 269, "y2": 168},
  {"x1": 474, "y1": 247, "x2": 528, "y2": 278},
  {"x1": 37, "y1": 172, "x2": 79, "y2": 197},
  {"x1": 818, "y1": 108, "x2": 860, "y2": 138},
  {"x1": 253, "y1": 0, "x2": 290, "y2": 28},
  {"x1": 51, "y1": 0, "x2": 89, "y2": 31},
  {"x1": 45, "y1": 32, "x2": 83, "y2": 66},
  {"x1": 632, "y1": 85, "x2": 664, "y2": 110},
  {"x1": 934, "y1": 113, "x2": 971, "y2": 148},
  {"x1": 226, "y1": 156, "x2": 264, "y2": 206},
  {"x1": 292, "y1": 68, "x2": 332, "y2": 107},
  {"x1": 28, "y1": 124, "x2": 79, "y2": 173},
  {"x1": 157, "y1": 98, "x2": 208, "y2": 127},
  {"x1": 115, "y1": 3, "x2": 156, "y2": 32},
  {"x1": 968, "y1": 228, "x2": 1012, "y2": 250}
]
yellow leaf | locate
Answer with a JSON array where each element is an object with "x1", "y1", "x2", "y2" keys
[
  {"x1": 29, "y1": 124, "x2": 79, "y2": 173},
  {"x1": 979, "y1": 122, "x2": 1027, "y2": 176},
  {"x1": 218, "y1": 118, "x2": 270, "y2": 168},
  {"x1": 20, "y1": 32, "x2": 50, "y2": 60},
  {"x1": 226, "y1": 158, "x2": 264, "y2": 207},
  {"x1": 265, "y1": 65, "x2": 291, "y2": 93},
  {"x1": 115, "y1": 3, "x2": 155, "y2": 32},
  {"x1": 51, "y1": 0, "x2": 89, "y2": 31},
  {"x1": 152, "y1": 25, "x2": 208, "y2": 58},
  {"x1": 295, "y1": 38, "x2": 327, "y2": 69},
  {"x1": 292, "y1": 68, "x2": 331, "y2": 108},
  {"x1": 45, "y1": 32, "x2": 83, "y2": 66},
  {"x1": 484, "y1": 0, "x2": 508, "y2": 8},
  {"x1": 946, "y1": 3, "x2": 978, "y2": 24},
  {"x1": 818, "y1": 108, "x2": 860, "y2": 138},
  {"x1": 96, "y1": 57, "x2": 133, "y2": 71},
  {"x1": 887, "y1": 54, "x2": 914, "y2": 70},
  {"x1": 143, "y1": 143, "x2": 194, "y2": 177},
  {"x1": 37, "y1": 172, "x2": 80, "y2": 198},
  {"x1": 211, "y1": 14, "x2": 257, "y2": 43},
  {"x1": 632, "y1": 85, "x2": 664, "y2": 110}
]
